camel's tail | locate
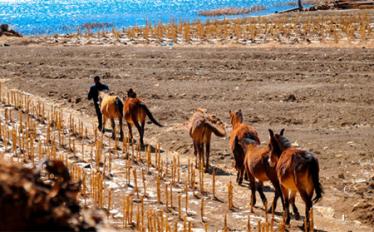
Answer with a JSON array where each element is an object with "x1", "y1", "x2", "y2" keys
[{"x1": 140, "y1": 103, "x2": 163, "y2": 127}]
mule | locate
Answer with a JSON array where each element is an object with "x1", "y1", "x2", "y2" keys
[
  {"x1": 124, "y1": 89, "x2": 163, "y2": 147},
  {"x1": 98, "y1": 91, "x2": 124, "y2": 140},
  {"x1": 268, "y1": 129, "x2": 323, "y2": 230},
  {"x1": 229, "y1": 110, "x2": 260, "y2": 185},
  {"x1": 239, "y1": 132, "x2": 299, "y2": 216},
  {"x1": 188, "y1": 108, "x2": 226, "y2": 172}
]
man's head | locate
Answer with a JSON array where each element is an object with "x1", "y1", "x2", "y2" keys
[{"x1": 94, "y1": 75, "x2": 100, "y2": 84}]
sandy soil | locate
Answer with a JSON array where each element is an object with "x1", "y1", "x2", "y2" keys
[{"x1": 0, "y1": 45, "x2": 373, "y2": 230}]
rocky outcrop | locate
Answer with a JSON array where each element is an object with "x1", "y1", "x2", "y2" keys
[{"x1": 0, "y1": 24, "x2": 22, "y2": 37}]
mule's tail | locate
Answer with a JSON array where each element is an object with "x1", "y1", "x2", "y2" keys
[
  {"x1": 140, "y1": 103, "x2": 163, "y2": 127},
  {"x1": 115, "y1": 97, "x2": 124, "y2": 117},
  {"x1": 310, "y1": 157, "x2": 323, "y2": 203}
]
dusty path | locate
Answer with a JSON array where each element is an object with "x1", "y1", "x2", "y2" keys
[{"x1": 0, "y1": 46, "x2": 373, "y2": 230}]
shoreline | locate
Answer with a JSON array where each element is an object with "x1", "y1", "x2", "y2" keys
[{"x1": 1, "y1": 9, "x2": 373, "y2": 49}]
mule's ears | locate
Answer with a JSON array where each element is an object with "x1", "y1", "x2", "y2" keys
[
  {"x1": 268, "y1": 129, "x2": 274, "y2": 138},
  {"x1": 280, "y1": 128, "x2": 285, "y2": 136}
]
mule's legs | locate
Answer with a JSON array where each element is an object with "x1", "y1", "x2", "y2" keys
[
  {"x1": 132, "y1": 116, "x2": 143, "y2": 146},
  {"x1": 238, "y1": 167, "x2": 245, "y2": 185},
  {"x1": 193, "y1": 141, "x2": 198, "y2": 168},
  {"x1": 198, "y1": 143, "x2": 204, "y2": 170},
  {"x1": 111, "y1": 118, "x2": 116, "y2": 139},
  {"x1": 205, "y1": 142, "x2": 210, "y2": 173},
  {"x1": 281, "y1": 186, "x2": 291, "y2": 225},
  {"x1": 290, "y1": 191, "x2": 300, "y2": 220},
  {"x1": 248, "y1": 173, "x2": 257, "y2": 212},
  {"x1": 268, "y1": 177, "x2": 283, "y2": 213},
  {"x1": 127, "y1": 124, "x2": 133, "y2": 142},
  {"x1": 269, "y1": 189, "x2": 280, "y2": 213},
  {"x1": 298, "y1": 189, "x2": 313, "y2": 231},
  {"x1": 233, "y1": 144, "x2": 244, "y2": 185},
  {"x1": 118, "y1": 116, "x2": 124, "y2": 141},
  {"x1": 102, "y1": 115, "x2": 107, "y2": 133},
  {"x1": 257, "y1": 181, "x2": 268, "y2": 210}
]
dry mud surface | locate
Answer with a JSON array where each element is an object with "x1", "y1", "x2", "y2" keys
[{"x1": 0, "y1": 45, "x2": 373, "y2": 231}]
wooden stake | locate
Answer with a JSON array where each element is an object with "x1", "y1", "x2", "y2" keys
[
  {"x1": 133, "y1": 169, "x2": 139, "y2": 198},
  {"x1": 170, "y1": 184, "x2": 173, "y2": 209},
  {"x1": 228, "y1": 181, "x2": 234, "y2": 210},
  {"x1": 178, "y1": 194, "x2": 182, "y2": 219},
  {"x1": 165, "y1": 184, "x2": 169, "y2": 210},
  {"x1": 185, "y1": 188, "x2": 189, "y2": 215},
  {"x1": 212, "y1": 168, "x2": 216, "y2": 199},
  {"x1": 264, "y1": 201, "x2": 268, "y2": 223},
  {"x1": 108, "y1": 189, "x2": 113, "y2": 214},
  {"x1": 248, "y1": 214, "x2": 251, "y2": 232},
  {"x1": 201, "y1": 198, "x2": 205, "y2": 222},
  {"x1": 183, "y1": 216, "x2": 187, "y2": 232},
  {"x1": 123, "y1": 196, "x2": 127, "y2": 228},
  {"x1": 157, "y1": 175, "x2": 161, "y2": 204},
  {"x1": 142, "y1": 169, "x2": 147, "y2": 197},
  {"x1": 200, "y1": 162, "x2": 204, "y2": 193},
  {"x1": 136, "y1": 204, "x2": 141, "y2": 230},
  {"x1": 271, "y1": 204, "x2": 275, "y2": 232},
  {"x1": 177, "y1": 155, "x2": 181, "y2": 183}
]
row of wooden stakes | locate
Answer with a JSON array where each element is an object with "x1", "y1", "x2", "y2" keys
[{"x1": 0, "y1": 83, "x2": 315, "y2": 231}]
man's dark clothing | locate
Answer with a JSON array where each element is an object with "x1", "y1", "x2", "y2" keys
[{"x1": 88, "y1": 82, "x2": 109, "y2": 129}]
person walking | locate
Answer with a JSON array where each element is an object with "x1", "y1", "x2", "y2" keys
[{"x1": 88, "y1": 75, "x2": 109, "y2": 131}]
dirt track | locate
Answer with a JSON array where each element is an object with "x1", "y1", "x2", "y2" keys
[{"x1": 0, "y1": 45, "x2": 373, "y2": 230}]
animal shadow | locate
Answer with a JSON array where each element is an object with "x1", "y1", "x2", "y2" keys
[{"x1": 208, "y1": 166, "x2": 232, "y2": 176}]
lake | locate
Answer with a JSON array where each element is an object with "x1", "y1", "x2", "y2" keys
[{"x1": 0, "y1": 0, "x2": 297, "y2": 35}]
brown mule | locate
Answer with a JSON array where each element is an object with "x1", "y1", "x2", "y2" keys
[
  {"x1": 98, "y1": 91, "x2": 124, "y2": 140},
  {"x1": 229, "y1": 110, "x2": 260, "y2": 185},
  {"x1": 124, "y1": 89, "x2": 163, "y2": 147},
  {"x1": 188, "y1": 108, "x2": 226, "y2": 172},
  {"x1": 239, "y1": 131, "x2": 299, "y2": 215},
  {"x1": 269, "y1": 129, "x2": 323, "y2": 230}
]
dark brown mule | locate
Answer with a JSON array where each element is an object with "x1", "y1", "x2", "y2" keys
[
  {"x1": 124, "y1": 89, "x2": 163, "y2": 146},
  {"x1": 229, "y1": 110, "x2": 260, "y2": 185},
  {"x1": 269, "y1": 129, "x2": 323, "y2": 230},
  {"x1": 238, "y1": 132, "x2": 299, "y2": 215},
  {"x1": 188, "y1": 108, "x2": 226, "y2": 172}
]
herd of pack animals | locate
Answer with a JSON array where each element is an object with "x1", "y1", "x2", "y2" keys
[{"x1": 99, "y1": 88, "x2": 323, "y2": 230}]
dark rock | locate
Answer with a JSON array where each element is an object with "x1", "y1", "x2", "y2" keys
[
  {"x1": 0, "y1": 24, "x2": 22, "y2": 37},
  {"x1": 284, "y1": 94, "x2": 297, "y2": 102}
]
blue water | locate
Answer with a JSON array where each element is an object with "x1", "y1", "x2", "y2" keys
[{"x1": 0, "y1": 0, "x2": 296, "y2": 36}]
